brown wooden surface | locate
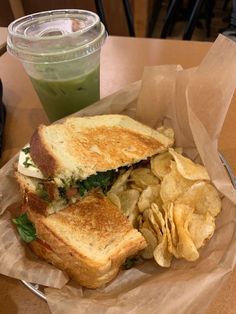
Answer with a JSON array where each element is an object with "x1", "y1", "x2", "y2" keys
[
  {"x1": 0, "y1": 27, "x2": 7, "y2": 55},
  {"x1": 0, "y1": 32, "x2": 236, "y2": 313}
]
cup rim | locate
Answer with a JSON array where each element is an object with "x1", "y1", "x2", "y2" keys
[
  {"x1": 7, "y1": 9, "x2": 107, "y2": 63},
  {"x1": 8, "y1": 9, "x2": 100, "y2": 42}
]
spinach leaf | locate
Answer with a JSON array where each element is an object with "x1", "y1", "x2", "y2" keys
[
  {"x1": 23, "y1": 156, "x2": 36, "y2": 168},
  {"x1": 123, "y1": 257, "x2": 138, "y2": 270},
  {"x1": 58, "y1": 185, "x2": 67, "y2": 199},
  {"x1": 12, "y1": 213, "x2": 36, "y2": 243},
  {"x1": 36, "y1": 183, "x2": 50, "y2": 201},
  {"x1": 77, "y1": 183, "x2": 86, "y2": 197},
  {"x1": 21, "y1": 146, "x2": 30, "y2": 154},
  {"x1": 77, "y1": 170, "x2": 116, "y2": 195}
]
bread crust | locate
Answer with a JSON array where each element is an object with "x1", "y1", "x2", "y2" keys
[
  {"x1": 30, "y1": 126, "x2": 57, "y2": 178},
  {"x1": 27, "y1": 192, "x2": 48, "y2": 215},
  {"x1": 29, "y1": 240, "x2": 121, "y2": 288},
  {"x1": 15, "y1": 171, "x2": 57, "y2": 215}
]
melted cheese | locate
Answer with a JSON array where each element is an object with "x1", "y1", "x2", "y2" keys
[{"x1": 18, "y1": 147, "x2": 45, "y2": 179}]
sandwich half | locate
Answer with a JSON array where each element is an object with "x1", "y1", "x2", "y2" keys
[
  {"x1": 17, "y1": 114, "x2": 174, "y2": 215},
  {"x1": 24, "y1": 193, "x2": 146, "y2": 288}
]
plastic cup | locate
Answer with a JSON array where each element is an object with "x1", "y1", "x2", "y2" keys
[{"x1": 7, "y1": 9, "x2": 106, "y2": 122}]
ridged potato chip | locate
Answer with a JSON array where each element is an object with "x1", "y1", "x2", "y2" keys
[
  {"x1": 164, "y1": 203, "x2": 179, "y2": 258},
  {"x1": 160, "y1": 161, "x2": 193, "y2": 203},
  {"x1": 147, "y1": 204, "x2": 173, "y2": 267},
  {"x1": 173, "y1": 203, "x2": 199, "y2": 261},
  {"x1": 150, "y1": 203, "x2": 165, "y2": 232},
  {"x1": 130, "y1": 168, "x2": 160, "y2": 189},
  {"x1": 176, "y1": 181, "x2": 221, "y2": 217},
  {"x1": 188, "y1": 213, "x2": 215, "y2": 249},
  {"x1": 153, "y1": 233, "x2": 172, "y2": 268},
  {"x1": 164, "y1": 202, "x2": 178, "y2": 247},
  {"x1": 148, "y1": 208, "x2": 163, "y2": 242},
  {"x1": 137, "y1": 214, "x2": 143, "y2": 229},
  {"x1": 138, "y1": 185, "x2": 161, "y2": 212},
  {"x1": 151, "y1": 152, "x2": 172, "y2": 179},
  {"x1": 169, "y1": 148, "x2": 210, "y2": 181},
  {"x1": 140, "y1": 227, "x2": 158, "y2": 259}
]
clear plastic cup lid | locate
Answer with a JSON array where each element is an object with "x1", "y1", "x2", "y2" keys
[{"x1": 7, "y1": 9, "x2": 106, "y2": 63}]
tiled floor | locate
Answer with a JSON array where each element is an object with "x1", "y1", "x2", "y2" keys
[{"x1": 151, "y1": 0, "x2": 232, "y2": 42}]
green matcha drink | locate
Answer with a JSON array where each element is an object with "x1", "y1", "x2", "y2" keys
[
  {"x1": 30, "y1": 66, "x2": 99, "y2": 121},
  {"x1": 7, "y1": 10, "x2": 106, "y2": 122}
]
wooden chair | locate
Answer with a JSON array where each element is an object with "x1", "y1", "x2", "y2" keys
[
  {"x1": 8, "y1": 0, "x2": 25, "y2": 19},
  {"x1": 95, "y1": 0, "x2": 135, "y2": 36},
  {"x1": 160, "y1": 0, "x2": 215, "y2": 40},
  {"x1": 9, "y1": 0, "x2": 136, "y2": 37}
]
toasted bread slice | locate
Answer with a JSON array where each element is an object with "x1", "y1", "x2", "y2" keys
[
  {"x1": 15, "y1": 171, "x2": 66, "y2": 215},
  {"x1": 27, "y1": 193, "x2": 147, "y2": 288},
  {"x1": 30, "y1": 115, "x2": 173, "y2": 181}
]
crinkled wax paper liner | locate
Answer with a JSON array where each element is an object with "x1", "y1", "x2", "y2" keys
[
  {"x1": 45, "y1": 35, "x2": 236, "y2": 314},
  {"x1": 0, "y1": 35, "x2": 236, "y2": 313}
]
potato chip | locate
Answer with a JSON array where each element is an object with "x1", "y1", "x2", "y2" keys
[
  {"x1": 148, "y1": 209, "x2": 163, "y2": 242},
  {"x1": 176, "y1": 181, "x2": 221, "y2": 217},
  {"x1": 175, "y1": 147, "x2": 183, "y2": 154},
  {"x1": 157, "y1": 126, "x2": 175, "y2": 143},
  {"x1": 163, "y1": 203, "x2": 179, "y2": 258},
  {"x1": 173, "y1": 203, "x2": 199, "y2": 261},
  {"x1": 137, "y1": 214, "x2": 143, "y2": 229},
  {"x1": 153, "y1": 233, "x2": 172, "y2": 267},
  {"x1": 151, "y1": 152, "x2": 172, "y2": 179},
  {"x1": 188, "y1": 213, "x2": 215, "y2": 249},
  {"x1": 119, "y1": 189, "x2": 140, "y2": 213},
  {"x1": 118, "y1": 189, "x2": 140, "y2": 226},
  {"x1": 128, "y1": 183, "x2": 143, "y2": 192},
  {"x1": 165, "y1": 202, "x2": 178, "y2": 247},
  {"x1": 169, "y1": 148, "x2": 210, "y2": 181},
  {"x1": 150, "y1": 203, "x2": 165, "y2": 232},
  {"x1": 109, "y1": 168, "x2": 132, "y2": 194},
  {"x1": 107, "y1": 192, "x2": 121, "y2": 209},
  {"x1": 142, "y1": 208, "x2": 150, "y2": 222},
  {"x1": 128, "y1": 208, "x2": 140, "y2": 227},
  {"x1": 160, "y1": 161, "x2": 193, "y2": 203},
  {"x1": 130, "y1": 168, "x2": 160, "y2": 189},
  {"x1": 138, "y1": 185, "x2": 161, "y2": 212},
  {"x1": 146, "y1": 203, "x2": 174, "y2": 267},
  {"x1": 140, "y1": 227, "x2": 158, "y2": 259}
]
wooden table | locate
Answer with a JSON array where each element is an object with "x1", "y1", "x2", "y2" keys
[{"x1": 0, "y1": 31, "x2": 236, "y2": 314}]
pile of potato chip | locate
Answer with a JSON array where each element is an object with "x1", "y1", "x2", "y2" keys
[{"x1": 107, "y1": 128, "x2": 221, "y2": 267}]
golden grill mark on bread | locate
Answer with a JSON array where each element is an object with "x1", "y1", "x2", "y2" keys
[{"x1": 67, "y1": 126, "x2": 162, "y2": 169}]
